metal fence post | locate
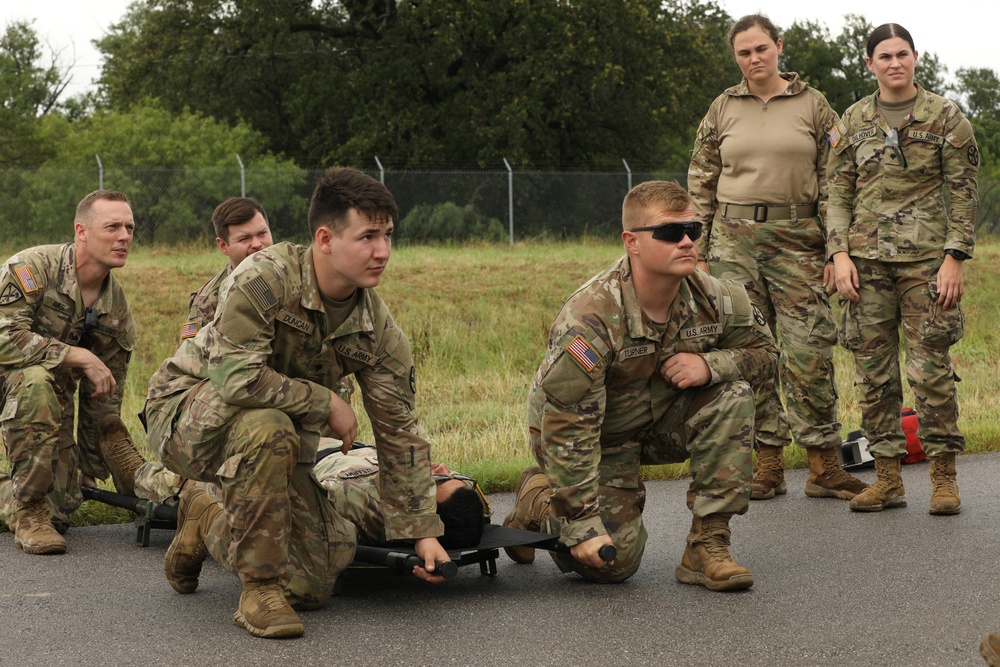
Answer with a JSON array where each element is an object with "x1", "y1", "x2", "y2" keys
[
  {"x1": 623, "y1": 158, "x2": 632, "y2": 192},
  {"x1": 374, "y1": 156, "x2": 385, "y2": 184},
  {"x1": 236, "y1": 154, "x2": 246, "y2": 196},
  {"x1": 503, "y1": 157, "x2": 513, "y2": 247},
  {"x1": 95, "y1": 154, "x2": 103, "y2": 190}
]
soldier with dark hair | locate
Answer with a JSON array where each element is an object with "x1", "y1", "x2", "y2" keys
[
  {"x1": 828, "y1": 23, "x2": 978, "y2": 515},
  {"x1": 0, "y1": 190, "x2": 136, "y2": 555},
  {"x1": 143, "y1": 167, "x2": 449, "y2": 638}
]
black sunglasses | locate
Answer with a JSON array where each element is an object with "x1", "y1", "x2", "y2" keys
[{"x1": 630, "y1": 221, "x2": 703, "y2": 243}]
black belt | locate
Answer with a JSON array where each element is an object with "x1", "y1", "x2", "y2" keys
[{"x1": 720, "y1": 203, "x2": 818, "y2": 221}]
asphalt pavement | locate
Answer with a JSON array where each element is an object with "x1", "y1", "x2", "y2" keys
[{"x1": 2, "y1": 453, "x2": 999, "y2": 667}]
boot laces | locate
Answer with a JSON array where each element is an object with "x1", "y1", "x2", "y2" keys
[{"x1": 256, "y1": 585, "x2": 289, "y2": 611}]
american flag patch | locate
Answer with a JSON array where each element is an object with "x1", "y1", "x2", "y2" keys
[
  {"x1": 566, "y1": 336, "x2": 600, "y2": 372},
  {"x1": 245, "y1": 275, "x2": 277, "y2": 310},
  {"x1": 14, "y1": 266, "x2": 38, "y2": 293},
  {"x1": 180, "y1": 321, "x2": 199, "y2": 339}
]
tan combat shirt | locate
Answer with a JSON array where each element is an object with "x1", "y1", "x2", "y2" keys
[{"x1": 688, "y1": 72, "x2": 838, "y2": 260}]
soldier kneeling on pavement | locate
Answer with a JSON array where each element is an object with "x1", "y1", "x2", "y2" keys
[
  {"x1": 504, "y1": 181, "x2": 776, "y2": 589},
  {"x1": 0, "y1": 190, "x2": 137, "y2": 556}
]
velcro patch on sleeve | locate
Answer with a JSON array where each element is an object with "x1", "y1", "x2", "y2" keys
[
  {"x1": 243, "y1": 275, "x2": 277, "y2": 313},
  {"x1": 566, "y1": 335, "x2": 600, "y2": 372},
  {"x1": 0, "y1": 282, "x2": 24, "y2": 306},
  {"x1": 180, "y1": 321, "x2": 199, "y2": 339},
  {"x1": 14, "y1": 265, "x2": 38, "y2": 293}
]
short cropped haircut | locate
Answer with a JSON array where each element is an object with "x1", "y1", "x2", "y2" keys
[
  {"x1": 307, "y1": 166, "x2": 399, "y2": 237},
  {"x1": 75, "y1": 190, "x2": 131, "y2": 225},
  {"x1": 729, "y1": 13, "x2": 780, "y2": 48},
  {"x1": 621, "y1": 181, "x2": 692, "y2": 231},
  {"x1": 212, "y1": 197, "x2": 268, "y2": 243},
  {"x1": 866, "y1": 23, "x2": 916, "y2": 59},
  {"x1": 436, "y1": 487, "x2": 485, "y2": 550}
]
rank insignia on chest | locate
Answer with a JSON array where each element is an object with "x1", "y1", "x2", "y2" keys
[
  {"x1": 14, "y1": 265, "x2": 38, "y2": 293},
  {"x1": 180, "y1": 321, "x2": 199, "y2": 339},
  {"x1": 566, "y1": 336, "x2": 600, "y2": 371}
]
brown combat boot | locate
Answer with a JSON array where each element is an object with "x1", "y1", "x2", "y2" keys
[
  {"x1": 164, "y1": 485, "x2": 220, "y2": 593},
  {"x1": 751, "y1": 445, "x2": 786, "y2": 500},
  {"x1": 502, "y1": 466, "x2": 551, "y2": 564},
  {"x1": 233, "y1": 579, "x2": 304, "y2": 639},
  {"x1": 980, "y1": 633, "x2": 1000, "y2": 667},
  {"x1": 804, "y1": 447, "x2": 868, "y2": 500},
  {"x1": 928, "y1": 453, "x2": 961, "y2": 515},
  {"x1": 98, "y1": 414, "x2": 145, "y2": 497},
  {"x1": 675, "y1": 513, "x2": 754, "y2": 591},
  {"x1": 13, "y1": 502, "x2": 66, "y2": 555},
  {"x1": 849, "y1": 456, "x2": 906, "y2": 512}
]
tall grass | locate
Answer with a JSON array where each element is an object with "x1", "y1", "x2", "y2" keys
[{"x1": 1, "y1": 238, "x2": 998, "y2": 524}]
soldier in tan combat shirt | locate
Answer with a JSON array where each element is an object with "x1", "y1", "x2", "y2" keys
[
  {"x1": 143, "y1": 167, "x2": 449, "y2": 639},
  {"x1": 0, "y1": 190, "x2": 137, "y2": 555}
]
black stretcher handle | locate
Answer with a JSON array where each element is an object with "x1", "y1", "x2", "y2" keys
[
  {"x1": 552, "y1": 540, "x2": 617, "y2": 563},
  {"x1": 402, "y1": 556, "x2": 458, "y2": 579}
]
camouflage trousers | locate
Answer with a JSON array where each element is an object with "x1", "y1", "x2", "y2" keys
[
  {"x1": 133, "y1": 461, "x2": 183, "y2": 505},
  {"x1": 0, "y1": 365, "x2": 86, "y2": 531},
  {"x1": 838, "y1": 257, "x2": 965, "y2": 459},
  {"x1": 145, "y1": 381, "x2": 356, "y2": 607},
  {"x1": 709, "y1": 212, "x2": 841, "y2": 450},
  {"x1": 545, "y1": 380, "x2": 754, "y2": 583}
]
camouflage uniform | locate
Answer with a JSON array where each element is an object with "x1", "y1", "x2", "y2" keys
[
  {"x1": 827, "y1": 84, "x2": 978, "y2": 458},
  {"x1": 0, "y1": 244, "x2": 135, "y2": 530},
  {"x1": 181, "y1": 264, "x2": 231, "y2": 339},
  {"x1": 312, "y1": 444, "x2": 482, "y2": 545},
  {"x1": 144, "y1": 242, "x2": 442, "y2": 606},
  {"x1": 688, "y1": 72, "x2": 842, "y2": 451},
  {"x1": 529, "y1": 255, "x2": 776, "y2": 582}
]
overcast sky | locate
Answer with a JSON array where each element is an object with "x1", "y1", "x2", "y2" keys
[{"x1": 3, "y1": 0, "x2": 998, "y2": 100}]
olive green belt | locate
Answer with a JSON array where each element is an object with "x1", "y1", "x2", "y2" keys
[{"x1": 720, "y1": 202, "x2": 818, "y2": 222}]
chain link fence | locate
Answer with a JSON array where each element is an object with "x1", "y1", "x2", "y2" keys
[{"x1": 1, "y1": 165, "x2": 997, "y2": 247}]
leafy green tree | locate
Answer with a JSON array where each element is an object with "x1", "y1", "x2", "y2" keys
[
  {"x1": 6, "y1": 101, "x2": 304, "y2": 245},
  {"x1": 0, "y1": 20, "x2": 70, "y2": 166},
  {"x1": 95, "y1": 0, "x2": 735, "y2": 170},
  {"x1": 780, "y1": 14, "x2": 948, "y2": 115}
]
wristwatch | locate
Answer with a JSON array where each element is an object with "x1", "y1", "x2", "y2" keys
[{"x1": 945, "y1": 249, "x2": 970, "y2": 261}]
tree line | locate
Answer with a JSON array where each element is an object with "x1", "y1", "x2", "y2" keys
[{"x1": 3, "y1": 1, "x2": 999, "y2": 177}]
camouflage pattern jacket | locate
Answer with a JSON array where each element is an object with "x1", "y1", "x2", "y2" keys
[
  {"x1": 180, "y1": 264, "x2": 230, "y2": 339},
  {"x1": 146, "y1": 242, "x2": 441, "y2": 541},
  {"x1": 528, "y1": 256, "x2": 776, "y2": 542},
  {"x1": 827, "y1": 84, "x2": 979, "y2": 262},
  {"x1": 0, "y1": 243, "x2": 136, "y2": 478}
]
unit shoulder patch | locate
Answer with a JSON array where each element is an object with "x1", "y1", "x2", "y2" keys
[{"x1": 0, "y1": 282, "x2": 24, "y2": 306}]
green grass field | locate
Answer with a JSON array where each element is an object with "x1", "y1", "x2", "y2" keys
[{"x1": 2, "y1": 238, "x2": 999, "y2": 527}]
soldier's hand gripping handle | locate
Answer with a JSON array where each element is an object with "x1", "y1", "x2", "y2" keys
[{"x1": 326, "y1": 391, "x2": 358, "y2": 453}]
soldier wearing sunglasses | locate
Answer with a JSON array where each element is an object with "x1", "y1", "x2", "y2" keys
[
  {"x1": 505, "y1": 181, "x2": 776, "y2": 590},
  {"x1": 0, "y1": 190, "x2": 137, "y2": 555}
]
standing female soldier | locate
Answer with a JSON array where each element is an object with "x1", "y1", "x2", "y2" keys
[
  {"x1": 828, "y1": 23, "x2": 978, "y2": 514},
  {"x1": 688, "y1": 14, "x2": 867, "y2": 501}
]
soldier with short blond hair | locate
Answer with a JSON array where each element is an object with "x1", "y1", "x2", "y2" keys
[
  {"x1": 0, "y1": 190, "x2": 137, "y2": 555},
  {"x1": 504, "y1": 181, "x2": 776, "y2": 589}
]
